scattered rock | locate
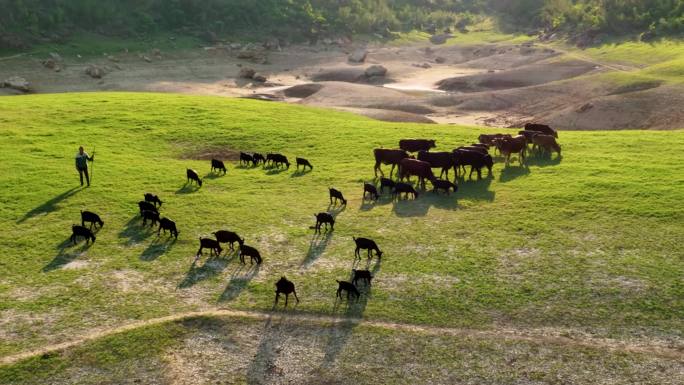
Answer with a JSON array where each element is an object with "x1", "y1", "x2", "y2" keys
[
  {"x1": 429, "y1": 34, "x2": 452, "y2": 45},
  {"x1": 142, "y1": 55, "x2": 152, "y2": 63},
  {"x1": 434, "y1": 56, "x2": 446, "y2": 64},
  {"x1": 107, "y1": 55, "x2": 119, "y2": 62},
  {"x1": 576, "y1": 103, "x2": 594, "y2": 113},
  {"x1": 364, "y1": 65, "x2": 387, "y2": 77},
  {"x1": 348, "y1": 48, "x2": 368, "y2": 63},
  {"x1": 49, "y1": 52, "x2": 63, "y2": 62},
  {"x1": 151, "y1": 48, "x2": 161, "y2": 57},
  {"x1": 229, "y1": 43, "x2": 242, "y2": 50},
  {"x1": 85, "y1": 65, "x2": 105, "y2": 79},
  {"x1": 238, "y1": 67, "x2": 256, "y2": 79},
  {"x1": 42, "y1": 58, "x2": 58, "y2": 70},
  {"x1": 252, "y1": 73, "x2": 268, "y2": 83},
  {"x1": 202, "y1": 31, "x2": 218, "y2": 43},
  {"x1": 2, "y1": 76, "x2": 30, "y2": 92},
  {"x1": 262, "y1": 38, "x2": 281, "y2": 51},
  {"x1": 237, "y1": 43, "x2": 267, "y2": 63},
  {"x1": 412, "y1": 63, "x2": 432, "y2": 69}
]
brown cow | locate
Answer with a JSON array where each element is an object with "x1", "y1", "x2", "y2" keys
[
  {"x1": 493, "y1": 135, "x2": 527, "y2": 165},
  {"x1": 373, "y1": 148, "x2": 409, "y2": 178},
  {"x1": 399, "y1": 139, "x2": 436, "y2": 153},
  {"x1": 531, "y1": 134, "x2": 561, "y2": 156},
  {"x1": 524, "y1": 123, "x2": 558, "y2": 138},
  {"x1": 478, "y1": 133, "x2": 512, "y2": 146},
  {"x1": 417, "y1": 151, "x2": 453, "y2": 179},
  {"x1": 398, "y1": 158, "x2": 436, "y2": 189}
]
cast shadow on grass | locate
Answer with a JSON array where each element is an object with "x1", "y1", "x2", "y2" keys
[
  {"x1": 290, "y1": 169, "x2": 312, "y2": 178},
  {"x1": 301, "y1": 231, "x2": 333, "y2": 268},
  {"x1": 175, "y1": 183, "x2": 202, "y2": 194},
  {"x1": 323, "y1": 285, "x2": 370, "y2": 368},
  {"x1": 118, "y1": 215, "x2": 155, "y2": 245},
  {"x1": 359, "y1": 193, "x2": 393, "y2": 212},
  {"x1": 499, "y1": 164, "x2": 531, "y2": 183},
  {"x1": 246, "y1": 317, "x2": 293, "y2": 384},
  {"x1": 203, "y1": 171, "x2": 226, "y2": 180},
  {"x1": 526, "y1": 152, "x2": 562, "y2": 167},
  {"x1": 218, "y1": 263, "x2": 260, "y2": 302},
  {"x1": 17, "y1": 187, "x2": 81, "y2": 224},
  {"x1": 140, "y1": 236, "x2": 177, "y2": 261},
  {"x1": 44, "y1": 237, "x2": 93, "y2": 272},
  {"x1": 265, "y1": 167, "x2": 288, "y2": 175},
  {"x1": 456, "y1": 174, "x2": 495, "y2": 202},
  {"x1": 177, "y1": 252, "x2": 234, "y2": 289}
]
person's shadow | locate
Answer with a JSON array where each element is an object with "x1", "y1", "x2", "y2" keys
[{"x1": 17, "y1": 187, "x2": 81, "y2": 224}]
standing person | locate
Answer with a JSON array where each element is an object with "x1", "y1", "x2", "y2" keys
[{"x1": 75, "y1": 146, "x2": 94, "y2": 187}]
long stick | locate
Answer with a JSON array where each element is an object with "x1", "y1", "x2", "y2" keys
[{"x1": 90, "y1": 147, "x2": 95, "y2": 184}]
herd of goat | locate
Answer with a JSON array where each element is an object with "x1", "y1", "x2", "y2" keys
[{"x1": 68, "y1": 123, "x2": 560, "y2": 307}]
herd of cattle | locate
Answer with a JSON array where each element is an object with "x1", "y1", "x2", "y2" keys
[{"x1": 67, "y1": 123, "x2": 560, "y2": 307}]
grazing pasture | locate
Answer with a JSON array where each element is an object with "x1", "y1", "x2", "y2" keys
[{"x1": 0, "y1": 93, "x2": 682, "y2": 382}]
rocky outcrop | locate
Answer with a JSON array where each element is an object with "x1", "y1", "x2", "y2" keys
[
  {"x1": 364, "y1": 65, "x2": 387, "y2": 77},
  {"x1": 2, "y1": 76, "x2": 31, "y2": 92},
  {"x1": 348, "y1": 49, "x2": 368, "y2": 63}
]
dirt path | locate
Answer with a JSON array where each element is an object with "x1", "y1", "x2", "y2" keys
[{"x1": 1, "y1": 308, "x2": 681, "y2": 366}]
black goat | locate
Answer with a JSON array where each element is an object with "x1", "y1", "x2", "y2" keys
[
  {"x1": 158, "y1": 218, "x2": 178, "y2": 239},
  {"x1": 213, "y1": 230, "x2": 244, "y2": 251},
  {"x1": 138, "y1": 201, "x2": 158, "y2": 216},
  {"x1": 239, "y1": 244, "x2": 262, "y2": 265},
  {"x1": 270, "y1": 154, "x2": 290, "y2": 169},
  {"x1": 352, "y1": 269, "x2": 373, "y2": 286},
  {"x1": 186, "y1": 169, "x2": 203, "y2": 187},
  {"x1": 80, "y1": 210, "x2": 103, "y2": 229},
  {"x1": 240, "y1": 152, "x2": 254, "y2": 166},
  {"x1": 296, "y1": 157, "x2": 313, "y2": 171},
  {"x1": 432, "y1": 179, "x2": 458, "y2": 195},
  {"x1": 379, "y1": 178, "x2": 396, "y2": 194},
  {"x1": 71, "y1": 225, "x2": 95, "y2": 244},
  {"x1": 141, "y1": 210, "x2": 160, "y2": 227},
  {"x1": 314, "y1": 212, "x2": 335, "y2": 233},
  {"x1": 211, "y1": 158, "x2": 227, "y2": 174},
  {"x1": 329, "y1": 187, "x2": 347, "y2": 205},
  {"x1": 197, "y1": 237, "x2": 222, "y2": 256},
  {"x1": 336, "y1": 280, "x2": 360, "y2": 301},
  {"x1": 363, "y1": 183, "x2": 379, "y2": 201},
  {"x1": 275, "y1": 277, "x2": 299, "y2": 307},
  {"x1": 144, "y1": 193, "x2": 163, "y2": 207},
  {"x1": 353, "y1": 237, "x2": 383, "y2": 259},
  {"x1": 252, "y1": 153, "x2": 266, "y2": 166},
  {"x1": 393, "y1": 182, "x2": 419, "y2": 200}
]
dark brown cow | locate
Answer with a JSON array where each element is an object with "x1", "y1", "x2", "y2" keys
[
  {"x1": 452, "y1": 150, "x2": 493, "y2": 179},
  {"x1": 531, "y1": 134, "x2": 561, "y2": 156},
  {"x1": 373, "y1": 148, "x2": 409, "y2": 177},
  {"x1": 417, "y1": 151, "x2": 453, "y2": 179},
  {"x1": 399, "y1": 139, "x2": 436, "y2": 153},
  {"x1": 494, "y1": 135, "x2": 527, "y2": 165},
  {"x1": 398, "y1": 158, "x2": 436, "y2": 189},
  {"x1": 524, "y1": 123, "x2": 558, "y2": 138}
]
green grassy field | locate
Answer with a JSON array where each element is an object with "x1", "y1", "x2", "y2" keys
[{"x1": 0, "y1": 93, "x2": 682, "y2": 382}]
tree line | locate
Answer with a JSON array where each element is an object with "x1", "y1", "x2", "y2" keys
[{"x1": 1, "y1": 0, "x2": 682, "y2": 49}]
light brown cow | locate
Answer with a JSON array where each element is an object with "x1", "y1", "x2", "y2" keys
[
  {"x1": 493, "y1": 135, "x2": 527, "y2": 165},
  {"x1": 531, "y1": 134, "x2": 561, "y2": 156}
]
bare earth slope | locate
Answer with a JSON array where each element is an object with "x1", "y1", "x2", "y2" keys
[{"x1": 1, "y1": 39, "x2": 683, "y2": 130}]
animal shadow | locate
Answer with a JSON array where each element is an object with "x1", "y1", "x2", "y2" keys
[
  {"x1": 290, "y1": 169, "x2": 312, "y2": 178},
  {"x1": 301, "y1": 232, "x2": 333, "y2": 268},
  {"x1": 455, "y1": 174, "x2": 495, "y2": 202},
  {"x1": 118, "y1": 215, "x2": 155, "y2": 245},
  {"x1": 204, "y1": 172, "x2": 224, "y2": 180},
  {"x1": 44, "y1": 237, "x2": 93, "y2": 272},
  {"x1": 265, "y1": 167, "x2": 288, "y2": 175},
  {"x1": 178, "y1": 254, "x2": 231, "y2": 288},
  {"x1": 175, "y1": 184, "x2": 201, "y2": 194},
  {"x1": 140, "y1": 237, "x2": 177, "y2": 261},
  {"x1": 526, "y1": 152, "x2": 562, "y2": 167},
  {"x1": 218, "y1": 263, "x2": 260, "y2": 302},
  {"x1": 499, "y1": 164, "x2": 531, "y2": 183},
  {"x1": 18, "y1": 187, "x2": 81, "y2": 224}
]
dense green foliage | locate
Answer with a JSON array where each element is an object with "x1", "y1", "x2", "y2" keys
[{"x1": 2, "y1": 0, "x2": 682, "y2": 49}]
